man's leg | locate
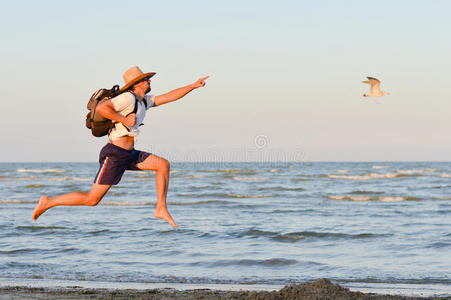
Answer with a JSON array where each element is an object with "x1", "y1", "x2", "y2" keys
[
  {"x1": 32, "y1": 183, "x2": 111, "y2": 222},
  {"x1": 131, "y1": 153, "x2": 177, "y2": 228}
]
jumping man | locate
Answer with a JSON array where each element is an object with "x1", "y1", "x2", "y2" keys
[{"x1": 32, "y1": 66, "x2": 209, "y2": 228}]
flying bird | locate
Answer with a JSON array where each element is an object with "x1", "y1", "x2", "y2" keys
[{"x1": 362, "y1": 77, "x2": 389, "y2": 97}]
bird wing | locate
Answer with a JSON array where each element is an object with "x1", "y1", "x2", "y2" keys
[
  {"x1": 367, "y1": 77, "x2": 380, "y2": 85},
  {"x1": 366, "y1": 76, "x2": 381, "y2": 93}
]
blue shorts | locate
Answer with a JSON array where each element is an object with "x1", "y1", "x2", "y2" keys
[{"x1": 94, "y1": 143, "x2": 151, "y2": 185}]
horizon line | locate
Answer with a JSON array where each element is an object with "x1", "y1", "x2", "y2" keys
[{"x1": 1, "y1": 160, "x2": 450, "y2": 164}]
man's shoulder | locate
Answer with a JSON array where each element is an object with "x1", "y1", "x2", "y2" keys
[
  {"x1": 112, "y1": 92, "x2": 135, "y2": 104},
  {"x1": 111, "y1": 92, "x2": 136, "y2": 112},
  {"x1": 144, "y1": 94, "x2": 155, "y2": 108}
]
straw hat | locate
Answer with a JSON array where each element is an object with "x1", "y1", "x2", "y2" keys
[{"x1": 120, "y1": 66, "x2": 156, "y2": 92}]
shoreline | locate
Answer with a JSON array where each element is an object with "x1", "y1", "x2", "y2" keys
[{"x1": 0, "y1": 278, "x2": 449, "y2": 299}]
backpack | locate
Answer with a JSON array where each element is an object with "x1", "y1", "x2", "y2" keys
[{"x1": 85, "y1": 85, "x2": 147, "y2": 137}]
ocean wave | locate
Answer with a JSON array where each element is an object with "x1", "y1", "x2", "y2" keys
[
  {"x1": 100, "y1": 201, "x2": 154, "y2": 206},
  {"x1": 100, "y1": 200, "x2": 234, "y2": 206},
  {"x1": 187, "y1": 175, "x2": 205, "y2": 179},
  {"x1": 16, "y1": 169, "x2": 66, "y2": 174},
  {"x1": 0, "y1": 200, "x2": 36, "y2": 204},
  {"x1": 212, "y1": 258, "x2": 298, "y2": 267},
  {"x1": 15, "y1": 225, "x2": 69, "y2": 231},
  {"x1": 176, "y1": 192, "x2": 272, "y2": 199},
  {"x1": 336, "y1": 170, "x2": 349, "y2": 173},
  {"x1": 372, "y1": 165, "x2": 388, "y2": 169},
  {"x1": 17, "y1": 168, "x2": 66, "y2": 174},
  {"x1": 226, "y1": 193, "x2": 272, "y2": 198},
  {"x1": 326, "y1": 195, "x2": 372, "y2": 201},
  {"x1": 133, "y1": 174, "x2": 153, "y2": 178},
  {"x1": 0, "y1": 248, "x2": 40, "y2": 255},
  {"x1": 325, "y1": 195, "x2": 421, "y2": 202},
  {"x1": 433, "y1": 197, "x2": 451, "y2": 200},
  {"x1": 0, "y1": 199, "x2": 239, "y2": 206},
  {"x1": 438, "y1": 173, "x2": 451, "y2": 178},
  {"x1": 201, "y1": 169, "x2": 256, "y2": 175},
  {"x1": 53, "y1": 177, "x2": 90, "y2": 182},
  {"x1": 325, "y1": 172, "x2": 422, "y2": 181},
  {"x1": 291, "y1": 178, "x2": 310, "y2": 182},
  {"x1": 426, "y1": 241, "x2": 450, "y2": 249},
  {"x1": 258, "y1": 186, "x2": 305, "y2": 192},
  {"x1": 397, "y1": 168, "x2": 439, "y2": 174},
  {"x1": 232, "y1": 176, "x2": 270, "y2": 182},
  {"x1": 0, "y1": 176, "x2": 90, "y2": 182},
  {"x1": 379, "y1": 196, "x2": 414, "y2": 202},
  {"x1": 0, "y1": 176, "x2": 39, "y2": 181},
  {"x1": 1, "y1": 247, "x2": 84, "y2": 255},
  {"x1": 26, "y1": 184, "x2": 45, "y2": 188},
  {"x1": 240, "y1": 229, "x2": 384, "y2": 242},
  {"x1": 350, "y1": 190, "x2": 384, "y2": 195}
]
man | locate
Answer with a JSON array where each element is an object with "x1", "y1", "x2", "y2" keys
[{"x1": 32, "y1": 66, "x2": 209, "y2": 228}]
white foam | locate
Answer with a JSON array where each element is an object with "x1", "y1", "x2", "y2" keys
[
  {"x1": 42, "y1": 177, "x2": 90, "y2": 182},
  {"x1": 134, "y1": 174, "x2": 153, "y2": 178},
  {"x1": 17, "y1": 168, "x2": 66, "y2": 174},
  {"x1": 372, "y1": 165, "x2": 388, "y2": 169},
  {"x1": 0, "y1": 176, "x2": 39, "y2": 181},
  {"x1": 187, "y1": 175, "x2": 205, "y2": 179},
  {"x1": 327, "y1": 195, "x2": 372, "y2": 201},
  {"x1": 397, "y1": 168, "x2": 438, "y2": 174},
  {"x1": 438, "y1": 174, "x2": 451, "y2": 178},
  {"x1": 378, "y1": 196, "x2": 405, "y2": 202},
  {"x1": 0, "y1": 200, "x2": 36, "y2": 204},
  {"x1": 0, "y1": 278, "x2": 283, "y2": 292},
  {"x1": 326, "y1": 195, "x2": 346, "y2": 201},
  {"x1": 0, "y1": 176, "x2": 90, "y2": 182},
  {"x1": 327, "y1": 173, "x2": 398, "y2": 181},
  {"x1": 350, "y1": 196, "x2": 372, "y2": 201},
  {"x1": 232, "y1": 177, "x2": 269, "y2": 182},
  {"x1": 336, "y1": 170, "x2": 349, "y2": 173}
]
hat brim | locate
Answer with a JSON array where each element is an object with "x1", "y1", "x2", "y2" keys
[{"x1": 120, "y1": 72, "x2": 156, "y2": 92}]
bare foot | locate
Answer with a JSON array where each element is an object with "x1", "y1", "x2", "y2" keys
[
  {"x1": 154, "y1": 208, "x2": 178, "y2": 228},
  {"x1": 32, "y1": 196, "x2": 49, "y2": 222}
]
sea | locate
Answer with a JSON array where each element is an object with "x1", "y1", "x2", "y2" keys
[{"x1": 0, "y1": 162, "x2": 450, "y2": 296}]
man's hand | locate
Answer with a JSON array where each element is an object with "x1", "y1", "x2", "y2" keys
[
  {"x1": 123, "y1": 113, "x2": 136, "y2": 127},
  {"x1": 153, "y1": 75, "x2": 210, "y2": 106},
  {"x1": 191, "y1": 76, "x2": 209, "y2": 88}
]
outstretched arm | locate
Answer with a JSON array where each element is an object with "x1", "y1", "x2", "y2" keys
[{"x1": 153, "y1": 76, "x2": 209, "y2": 106}]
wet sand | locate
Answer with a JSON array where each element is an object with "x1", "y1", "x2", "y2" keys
[{"x1": 0, "y1": 279, "x2": 446, "y2": 299}]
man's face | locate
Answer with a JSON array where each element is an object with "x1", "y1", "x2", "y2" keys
[{"x1": 137, "y1": 79, "x2": 151, "y2": 94}]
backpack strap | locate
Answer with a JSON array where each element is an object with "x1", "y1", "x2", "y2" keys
[
  {"x1": 133, "y1": 96, "x2": 139, "y2": 114},
  {"x1": 129, "y1": 92, "x2": 147, "y2": 112},
  {"x1": 129, "y1": 92, "x2": 145, "y2": 127}
]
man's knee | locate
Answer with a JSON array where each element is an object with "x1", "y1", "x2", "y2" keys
[
  {"x1": 159, "y1": 159, "x2": 170, "y2": 173},
  {"x1": 86, "y1": 194, "x2": 103, "y2": 206}
]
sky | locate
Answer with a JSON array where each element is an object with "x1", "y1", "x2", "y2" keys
[{"x1": 1, "y1": 0, "x2": 450, "y2": 162}]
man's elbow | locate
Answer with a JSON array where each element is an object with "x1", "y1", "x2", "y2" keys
[
  {"x1": 96, "y1": 102, "x2": 109, "y2": 118},
  {"x1": 153, "y1": 96, "x2": 163, "y2": 107}
]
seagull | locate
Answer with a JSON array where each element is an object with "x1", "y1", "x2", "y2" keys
[{"x1": 362, "y1": 76, "x2": 389, "y2": 97}]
